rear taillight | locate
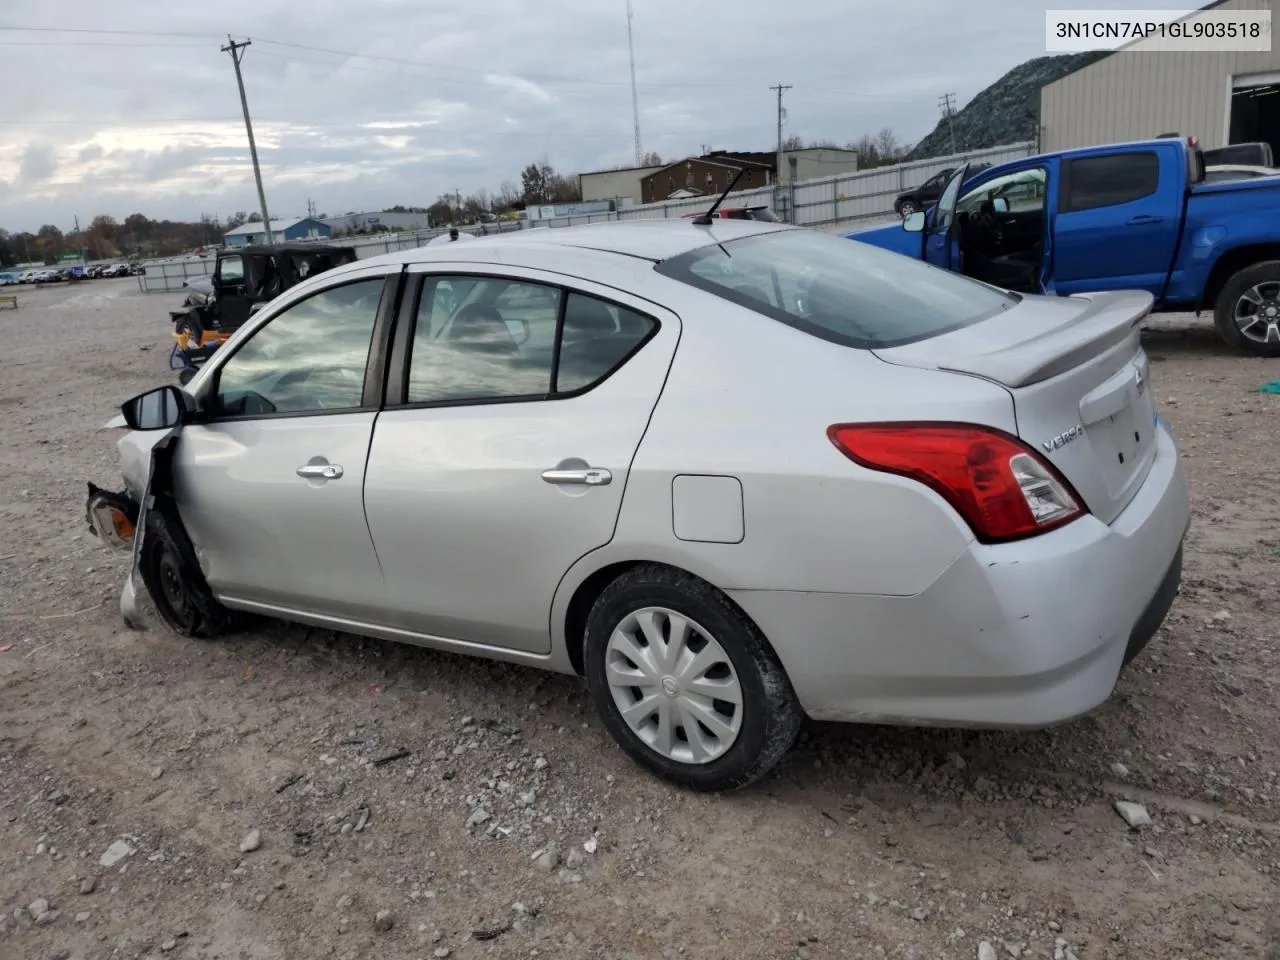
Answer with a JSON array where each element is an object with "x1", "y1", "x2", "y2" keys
[{"x1": 827, "y1": 422, "x2": 1085, "y2": 543}]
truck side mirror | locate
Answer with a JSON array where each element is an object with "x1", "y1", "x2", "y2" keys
[{"x1": 902, "y1": 211, "x2": 926, "y2": 233}]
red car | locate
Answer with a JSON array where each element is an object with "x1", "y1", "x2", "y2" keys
[{"x1": 681, "y1": 205, "x2": 780, "y2": 222}]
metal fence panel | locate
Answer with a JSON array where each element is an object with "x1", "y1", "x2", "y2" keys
[{"x1": 136, "y1": 142, "x2": 1036, "y2": 289}]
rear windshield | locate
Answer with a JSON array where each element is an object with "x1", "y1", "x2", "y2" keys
[{"x1": 654, "y1": 229, "x2": 1015, "y2": 348}]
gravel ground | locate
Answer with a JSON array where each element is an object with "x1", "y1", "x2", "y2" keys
[{"x1": 2, "y1": 278, "x2": 1279, "y2": 960}]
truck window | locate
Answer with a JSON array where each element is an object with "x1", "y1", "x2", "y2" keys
[{"x1": 1061, "y1": 152, "x2": 1159, "y2": 213}]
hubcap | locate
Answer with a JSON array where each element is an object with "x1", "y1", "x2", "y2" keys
[
  {"x1": 900, "y1": 202, "x2": 916, "y2": 216},
  {"x1": 604, "y1": 607, "x2": 744, "y2": 765},
  {"x1": 1233, "y1": 281, "x2": 1280, "y2": 346}
]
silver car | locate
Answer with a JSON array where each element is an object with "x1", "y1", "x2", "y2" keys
[{"x1": 86, "y1": 220, "x2": 1190, "y2": 791}]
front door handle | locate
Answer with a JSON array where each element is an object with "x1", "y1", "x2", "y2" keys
[
  {"x1": 1126, "y1": 215, "x2": 1163, "y2": 225},
  {"x1": 541, "y1": 467, "x2": 611, "y2": 486},
  {"x1": 296, "y1": 463, "x2": 343, "y2": 480}
]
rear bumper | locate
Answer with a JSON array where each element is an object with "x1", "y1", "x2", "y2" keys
[{"x1": 729, "y1": 420, "x2": 1190, "y2": 728}]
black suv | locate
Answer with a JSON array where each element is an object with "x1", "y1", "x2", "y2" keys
[{"x1": 893, "y1": 164, "x2": 990, "y2": 217}]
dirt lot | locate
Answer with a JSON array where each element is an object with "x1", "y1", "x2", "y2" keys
[{"x1": 2, "y1": 278, "x2": 1278, "y2": 960}]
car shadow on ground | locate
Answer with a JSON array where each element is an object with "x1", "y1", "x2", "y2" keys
[{"x1": 207, "y1": 609, "x2": 1108, "y2": 805}]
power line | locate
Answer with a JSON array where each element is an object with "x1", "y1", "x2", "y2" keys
[
  {"x1": 0, "y1": 24, "x2": 223, "y2": 40},
  {"x1": 0, "y1": 23, "x2": 745, "y2": 90},
  {"x1": 222, "y1": 36, "x2": 274, "y2": 245},
  {"x1": 0, "y1": 40, "x2": 208, "y2": 48}
]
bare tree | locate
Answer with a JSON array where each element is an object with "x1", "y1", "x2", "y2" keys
[{"x1": 874, "y1": 127, "x2": 904, "y2": 161}]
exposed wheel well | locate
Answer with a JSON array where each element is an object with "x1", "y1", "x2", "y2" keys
[
  {"x1": 1201, "y1": 244, "x2": 1280, "y2": 311},
  {"x1": 563, "y1": 561, "x2": 642, "y2": 675},
  {"x1": 562, "y1": 561, "x2": 780, "y2": 679}
]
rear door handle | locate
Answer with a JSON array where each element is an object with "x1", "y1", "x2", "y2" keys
[
  {"x1": 296, "y1": 463, "x2": 343, "y2": 480},
  {"x1": 1126, "y1": 215, "x2": 1163, "y2": 225},
  {"x1": 541, "y1": 467, "x2": 611, "y2": 486}
]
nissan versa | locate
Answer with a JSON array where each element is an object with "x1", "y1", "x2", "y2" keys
[{"x1": 86, "y1": 219, "x2": 1190, "y2": 791}]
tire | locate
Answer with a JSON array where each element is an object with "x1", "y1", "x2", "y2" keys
[
  {"x1": 583, "y1": 564, "x2": 804, "y2": 791},
  {"x1": 896, "y1": 200, "x2": 917, "y2": 218},
  {"x1": 1213, "y1": 260, "x2": 1280, "y2": 357},
  {"x1": 138, "y1": 505, "x2": 230, "y2": 637}
]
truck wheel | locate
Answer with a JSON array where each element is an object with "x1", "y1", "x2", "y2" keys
[
  {"x1": 583, "y1": 564, "x2": 804, "y2": 791},
  {"x1": 1214, "y1": 261, "x2": 1280, "y2": 357}
]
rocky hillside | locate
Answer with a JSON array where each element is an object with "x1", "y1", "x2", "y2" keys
[{"x1": 909, "y1": 51, "x2": 1112, "y2": 160}]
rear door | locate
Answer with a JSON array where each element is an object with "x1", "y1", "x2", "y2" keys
[
  {"x1": 923, "y1": 165, "x2": 968, "y2": 270},
  {"x1": 362, "y1": 266, "x2": 680, "y2": 654},
  {"x1": 1052, "y1": 148, "x2": 1183, "y2": 295}
]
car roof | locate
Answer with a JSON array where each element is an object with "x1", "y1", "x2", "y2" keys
[{"x1": 352, "y1": 218, "x2": 795, "y2": 272}]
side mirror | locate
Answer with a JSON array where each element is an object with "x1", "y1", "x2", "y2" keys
[
  {"x1": 992, "y1": 197, "x2": 1010, "y2": 214},
  {"x1": 902, "y1": 211, "x2": 927, "y2": 233},
  {"x1": 121, "y1": 385, "x2": 189, "y2": 431}
]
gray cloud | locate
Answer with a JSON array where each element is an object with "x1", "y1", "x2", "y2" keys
[
  {"x1": 0, "y1": 0, "x2": 1176, "y2": 231},
  {"x1": 18, "y1": 144, "x2": 56, "y2": 185}
]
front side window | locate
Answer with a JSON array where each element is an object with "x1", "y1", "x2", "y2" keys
[
  {"x1": 215, "y1": 277, "x2": 385, "y2": 416},
  {"x1": 406, "y1": 276, "x2": 656, "y2": 404},
  {"x1": 218, "y1": 256, "x2": 244, "y2": 284},
  {"x1": 957, "y1": 167, "x2": 1048, "y2": 215},
  {"x1": 656, "y1": 230, "x2": 1013, "y2": 349},
  {"x1": 1062, "y1": 152, "x2": 1159, "y2": 212}
]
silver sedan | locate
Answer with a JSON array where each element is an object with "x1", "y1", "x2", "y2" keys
[{"x1": 86, "y1": 219, "x2": 1190, "y2": 791}]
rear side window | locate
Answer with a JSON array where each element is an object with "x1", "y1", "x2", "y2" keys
[
  {"x1": 405, "y1": 276, "x2": 657, "y2": 405},
  {"x1": 655, "y1": 230, "x2": 1014, "y2": 349},
  {"x1": 1061, "y1": 152, "x2": 1159, "y2": 212}
]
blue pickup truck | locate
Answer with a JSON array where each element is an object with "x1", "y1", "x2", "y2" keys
[{"x1": 847, "y1": 137, "x2": 1280, "y2": 357}]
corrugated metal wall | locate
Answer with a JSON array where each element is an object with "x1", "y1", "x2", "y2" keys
[{"x1": 1041, "y1": 0, "x2": 1280, "y2": 150}]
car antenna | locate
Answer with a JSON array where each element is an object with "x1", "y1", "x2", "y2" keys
[{"x1": 690, "y1": 167, "x2": 746, "y2": 225}]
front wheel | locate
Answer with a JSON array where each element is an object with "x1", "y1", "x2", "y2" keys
[
  {"x1": 896, "y1": 200, "x2": 917, "y2": 218},
  {"x1": 138, "y1": 506, "x2": 230, "y2": 637},
  {"x1": 1214, "y1": 260, "x2": 1280, "y2": 357},
  {"x1": 583, "y1": 564, "x2": 803, "y2": 791}
]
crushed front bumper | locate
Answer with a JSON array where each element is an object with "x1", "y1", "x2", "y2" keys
[{"x1": 85, "y1": 483, "x2": 147, "y2": 630}]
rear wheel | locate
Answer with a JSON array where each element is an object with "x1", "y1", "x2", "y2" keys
[
  {"x1": 583, "y1": 564, "x2": 803, "y2": 791},
  {"x1": 896, "y1": 200, "x2": 917, "y2": 218},
  {"x1": 1214, "y1": 260, "x2": 1280, "y2": 357},
  {"x1": 139, "y1": 507, "x2": 230, "y2": 637}
]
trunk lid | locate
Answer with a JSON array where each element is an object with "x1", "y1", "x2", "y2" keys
[{"x1": 873, "y1": 290, "x2": 1158, "y2": 525}]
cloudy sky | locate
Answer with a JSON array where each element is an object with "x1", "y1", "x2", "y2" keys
[{"x1": 0, "y1": 0, "x2": 1185, "y2": 232}]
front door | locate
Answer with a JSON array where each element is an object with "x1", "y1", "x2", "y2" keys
[
  {"x1": 362, "y1": 268, "x2": 680, "y2": 653},
  {"x1": 212, "y1": 253, "x2": 251, "y2": 330},
  {"x1": 923, "y1": 164, "x2": 968, "y2": 270},
  {"x1": 173, "y1": 271, "x2": 398, "y2": 622}
]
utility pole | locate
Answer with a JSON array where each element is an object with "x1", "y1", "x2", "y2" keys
[
  {"x1": 939, "y1": 92, "x2": 959, "y2": 156},
  {"x1": 74, "y1": 214, "x2": 84, "y2": 265},
  {"x1": 770, "y1": 83, "x2": 792, "y2": 188},
  {"x1": 625, "y1": 0, "x2": 643, "y2": 167},
  {"x1": 222, "y1": 36, "x2": 274, "y2": 245}
]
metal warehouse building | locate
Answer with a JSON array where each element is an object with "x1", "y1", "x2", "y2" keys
[{"x1": 1041, "y1": 0, "x2": 1278, "y2": 156}]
